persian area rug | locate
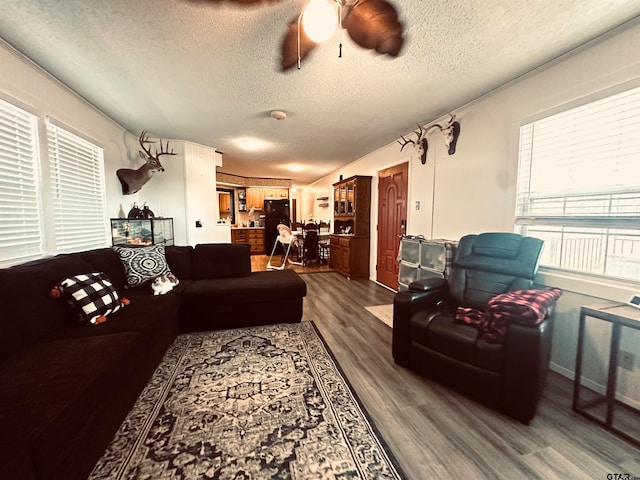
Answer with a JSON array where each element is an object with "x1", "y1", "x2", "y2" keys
[
  {"x1": 89, "y1": 321, "x2": 405, "y2": 480},
  {"x1": 365, "y1": 305, "x2": 394, "y2": 328}
]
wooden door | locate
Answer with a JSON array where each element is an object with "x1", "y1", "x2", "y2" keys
[{"x1": 377, "y1": 163, "x2": 408, "y2": 289}]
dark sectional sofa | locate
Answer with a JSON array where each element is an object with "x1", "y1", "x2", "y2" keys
[{"x1": 0, "y1": 243, "x2": 307, "y2": 480}]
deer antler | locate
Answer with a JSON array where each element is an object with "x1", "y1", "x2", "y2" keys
[
  {"x1": 397, "y1": 134, "x2": 415, "y2": 151},
  {"x1": 138, "y1": 130, "x2": 176, "y2": 160}
]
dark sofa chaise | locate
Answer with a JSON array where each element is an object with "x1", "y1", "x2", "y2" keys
[{"x1": 0, "y1": 243, "x2": 306, "y2": 480}]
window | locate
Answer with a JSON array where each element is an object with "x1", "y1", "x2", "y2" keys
[
  {"x1": 0, "y1": 98, "x2": 42, "y2": 264},
  {"x1": 516, "y1": 84, "x2": 640, "y2": 282},
  {"x1": 47, "y1": 122, "x2": 107, "y2": 253},
  {"x1": 0, "y1": 95, "x2": 108, "y2": 266}
]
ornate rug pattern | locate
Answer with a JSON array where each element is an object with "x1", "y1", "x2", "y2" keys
[{"x1": 90, "y1": 321, "x2": 405, "y2": 479}]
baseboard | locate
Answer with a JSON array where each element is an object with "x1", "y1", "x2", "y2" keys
[{"x1": 550, "y1": 362, "x2": 640, "y2": 410}]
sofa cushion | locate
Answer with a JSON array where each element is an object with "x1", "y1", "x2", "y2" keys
[
  {"x1": 192, "y1": 243, "x2": 251, "y2": 280},
  {"x1": 0, "y1": 332, "x2": 139, "y2": 479},
  {"x1": 81, "y1": 248, "x2": 127, "y2": 291},
  {"x1": 53, "y1": 272, "x2": 127, "y2": 325},
  {"x1": 182, "y1": 269, "x2": 306, "y2": 307},
  {"x1": 113, "y1": 245, "x2": 172, "y2": 287},
  {"x1": 0, "y1": 320, "x2": 23, "y2": 364},
  {"x1": 165, "y1": 245, "x2": 193, "y2": 280},
  {"x1": 410, "y1": 311, "x2": 503, "y2": 372},
  {"x1": 46, "y1": 288, "x2": 181, "y2": 342},
  {"x1": 0, "y1": 254, "x2": 95, "y2": 344}
]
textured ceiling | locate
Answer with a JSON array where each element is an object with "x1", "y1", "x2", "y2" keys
[{"x1": 1, "y1": 0, "x2": 640, "y2": 185}]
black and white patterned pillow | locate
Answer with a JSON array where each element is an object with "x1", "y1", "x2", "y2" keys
[
  {"x1": 113, "y1": 245, "x2": 171, "y2": 288},
  {"x1": 57, "y1": 272, "x2": 127, "y2": 325}
]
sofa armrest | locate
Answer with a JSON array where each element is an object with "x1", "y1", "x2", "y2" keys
[
  {"x1": 392, "y1": 284, "x2": 448, "y2": 366},
  {"x1": 501, "y1": 316, "x2": 554, "y2": 423}
]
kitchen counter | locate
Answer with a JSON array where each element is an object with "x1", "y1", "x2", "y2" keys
[{"x1": 232, "y1": 226, "x2": 264, "y2": 230}]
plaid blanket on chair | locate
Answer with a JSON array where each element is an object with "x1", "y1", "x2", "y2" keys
[{"x1": 456, "y1": 288, "x2": 562, "y2": 343}]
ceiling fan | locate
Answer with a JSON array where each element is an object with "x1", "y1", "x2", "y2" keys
[{"x1": 205, "y1": 0, "x2": 405, "y2": 71}]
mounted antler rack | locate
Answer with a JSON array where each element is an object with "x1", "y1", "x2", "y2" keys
[{"x1": 397, "y1": 114, "x2": 461, "y2": 164}]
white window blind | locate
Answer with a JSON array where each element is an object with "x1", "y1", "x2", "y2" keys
[
  {"x1": 0, "y1": 98, "x2": 42, "y2": 264},
  {"x1": 47, "y1": 123, "x2": 107, "y2": 253},
  {"x1": 516, "y1": 84, "x2": 640, "y2": 281}
]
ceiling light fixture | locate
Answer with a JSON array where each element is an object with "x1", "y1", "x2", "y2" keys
[
  {"x1": 302, "y1": 0, "x2": 339, "y2": 43},
  {"x1": 297, "y1": 0, "x2": 344, "y2": 69},
  {"x1": 270, "y1": 110, "x2": 287, "y2": 120},
  {"x1": 235, "y1": 138, "x2": 270, "y2": 151}
]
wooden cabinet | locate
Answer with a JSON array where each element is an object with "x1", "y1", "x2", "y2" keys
[
  {"x1": 333, "y1": 175, "x2": 371, "y2": 236},
  {"x1": 218, "y1": 192, "x2": 230, "y2": 213},
  {"x1": 247, "y1": 188, "x2": 264, "y2": 210},
  {"x1": 231, "y1": 228, "x2": 264, "y2": 255},
  {"x1": 246, "y1": 187, "x2": 288, "y2": 209},
  {"x1": 330, "y1": 175, "x2": 372, "y2": 279},
  {"x1": 329, "y1": 235, "x2": 370, "y2": 278}
]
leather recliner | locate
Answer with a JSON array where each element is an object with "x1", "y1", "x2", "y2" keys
[{"x1": 392, "y1": 232, "x2": 552, "y2": 424}]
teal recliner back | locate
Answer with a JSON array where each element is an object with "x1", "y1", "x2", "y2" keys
[{"x1": 447, "y1": 232, "x2": 544, "y2": 310}]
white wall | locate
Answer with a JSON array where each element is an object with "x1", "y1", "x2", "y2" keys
[
  {"x1": 1, "y1": 40, "x2": 220, "y2": 250},
  {"x1": 305, "y1": 21, "x2": 640, "y2": 401}
]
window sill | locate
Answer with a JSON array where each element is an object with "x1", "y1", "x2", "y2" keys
[{"x1": 536, "y1": 267, "x2": 639, "y2": 303}]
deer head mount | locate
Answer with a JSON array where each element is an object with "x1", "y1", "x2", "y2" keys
[
  {"x1": 116, "y1": 131, "x2": 176, "y2": 195},
  {"x1": 397, "y1": 115, "x2": 461, "y2": 164},
  {"x1": 398, "y1": 125, "x2": 428, "y2": 165}
]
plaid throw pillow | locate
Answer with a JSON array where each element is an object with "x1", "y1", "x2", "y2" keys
[
  {"x1": 113, "y1": 245, "x2": 171, "y2": 288},
  {"x1": 54, "y1": 272, "x2": 128, "y2": 325}
]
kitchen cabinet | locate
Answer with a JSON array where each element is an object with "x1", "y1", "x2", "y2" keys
[
  {"x1": 247, "y1": 187, "x2": 288, "y2": 209},
  {"x1": 231, "y1": 228, "x2": 264, "y2": 255},
  {"x1": 218, "y1": 192, "x2": 231, "y2": 213},
  {"x1": 247, "y1": 188, "x2": 264, "y2": 210}
]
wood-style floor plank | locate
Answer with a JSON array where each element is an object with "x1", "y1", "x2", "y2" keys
[{"x1": 292, "y1": 271, "x2": 640, "y2": 480}]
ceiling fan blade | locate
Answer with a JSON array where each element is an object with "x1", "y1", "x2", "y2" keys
[
  {"x1": 343, "y1": 0, "x2": 404, "y2": 57},
  {"x1": 280, "y1": 17, "x2": 317, "y2": 72},
  {"x1": 198, "y1": 0, "x2": 283, "y2": 4}
]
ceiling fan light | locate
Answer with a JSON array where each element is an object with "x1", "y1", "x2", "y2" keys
[{"x1": 302, "y1": 0, "x2": 338, "y2": 44}]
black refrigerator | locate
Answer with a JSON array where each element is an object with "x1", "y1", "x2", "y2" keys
[{"x1": 264, "y1": 199, "x2": 290, "y2": 254}]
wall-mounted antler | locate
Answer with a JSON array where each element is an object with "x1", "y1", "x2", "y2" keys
[
  {"x1": 397, "y1": 114, "x2": 461, "y2": 164},
  {"x1": 397, "y1": 124, "x2": 429, "y2": 164},
  {"x1": 116, "y1": 131, "x2": 177, "y2": 195}
]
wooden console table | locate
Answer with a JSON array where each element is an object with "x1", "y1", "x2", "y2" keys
[{"x1": 573, "y1": 302, "x2": 640, "y2": 447}]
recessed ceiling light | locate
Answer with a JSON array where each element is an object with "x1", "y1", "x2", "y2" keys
[
  {"x1": 288, "y1": 164, "x2": 304, "y2": 172},
  {"x1": 271, "y1": 110, "x2": 287, "y2": 120}
]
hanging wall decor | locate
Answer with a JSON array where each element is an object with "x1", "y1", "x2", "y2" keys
[
  {"x1": 397, "y1": 114, "x2": 461, "y2": 164},
  {"x1": 117, "y1": 131, "x2": 176, "y2": 195}
]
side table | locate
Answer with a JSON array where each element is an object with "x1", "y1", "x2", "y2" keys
[{"x1": 573, "y1": 301, "x2": 640, "y2": 447}]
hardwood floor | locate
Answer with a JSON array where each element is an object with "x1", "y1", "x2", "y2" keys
[
  {"x1": 250, "y1": 253, "x2": 333, "y2": 274},
  {"x1": 294, "y1": 271, "x2": 640, "y2": 480}
]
